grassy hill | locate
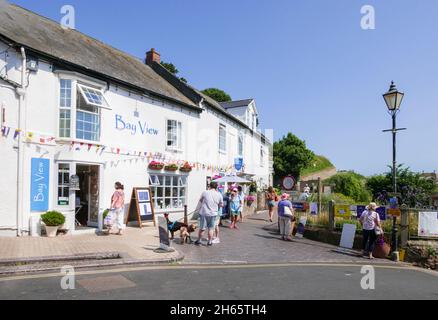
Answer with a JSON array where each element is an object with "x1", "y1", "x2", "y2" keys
[{"x1": 301, "y1": 155, "x2": 335, "y2": 177}]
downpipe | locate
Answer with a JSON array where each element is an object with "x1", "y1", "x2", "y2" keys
[{"x1": 14, "y1": 47, "x2": 27, "y2": 237}]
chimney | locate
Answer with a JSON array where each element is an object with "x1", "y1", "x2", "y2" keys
[{"x1": 146, "y1": 48, "x2": 161, "y2": 65}]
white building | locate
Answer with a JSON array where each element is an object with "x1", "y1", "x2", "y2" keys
[{"x1": 0, "y1": 4, "x2": 272, "y2": 237}]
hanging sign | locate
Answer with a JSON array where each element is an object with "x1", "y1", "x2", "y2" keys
[
  {"x1": 126, "y1": 187, "x2": 156, "y2": 228},
  {"x1": 30, "y1": 158, "x2": 50, "y2": 212},
  {"x1": 234, "y1": 157, "x2": 243, "y2": 171}
]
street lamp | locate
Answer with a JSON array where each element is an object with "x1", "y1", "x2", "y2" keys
[{"x1": 382, "y1": 81, "x2": 406, "y2": 262}]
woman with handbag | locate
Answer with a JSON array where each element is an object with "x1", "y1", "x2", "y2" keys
[
  {"x1": 277, "y1": 193, "x2": 295, "y2": 241},
  {"x1": 359, "y1": 202, "x2": 383, "y2": 259}
]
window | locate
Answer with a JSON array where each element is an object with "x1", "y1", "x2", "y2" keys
[
  {"x1": 57, "y1": 163, "x2": 70, "y2": 205},
  {"x1": 260, "y1": 147, "x2": 265, "y2": 167},
  {"x1": 150, "y1": 174, "x2": 187, "y2": 210},
  {"x1": 76, "y1": 91, "x2": 100, "y2": 141},
  {"x1": 77, "y1": 84, "x2": 108, "y2": 108},
  {"x1": 167, "y1": 120, "x2": 182, "y2": 150},
  {"x1": 219, "y1": 124, "x2": 227, "y2": 153},
  {"x1": 58, "y1": 79, "x2": 108, "y2": 142},
  {"x1": 59, "y1": 79, "x2": 72, "y2": 138},
  {"x1": 238, "y1": 132, "x2": 244, "y2": 156}
]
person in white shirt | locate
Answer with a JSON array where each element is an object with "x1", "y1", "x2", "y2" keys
[
  {"x1": 359, "y1": 202, "x2": 383, "y2": 259},
  {"x1": 195, "y1": 182, "x2": 223, "y2": 246}
]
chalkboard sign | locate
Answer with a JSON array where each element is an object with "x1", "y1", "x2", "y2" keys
[{"x1": 126, "y1": 187, "x2": 156, "y2": 228}]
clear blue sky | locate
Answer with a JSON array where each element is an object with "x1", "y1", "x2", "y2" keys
[{"x1": 10, "y1": 0, "x2": 438, "y2": 176}]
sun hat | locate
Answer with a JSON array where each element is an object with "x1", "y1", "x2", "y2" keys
[
  {"x1": 368, "y1": 202, "x2": 378, "y2": 210},
  {"x1": 281, "y1": 193, "x2": 290, "y2": 200}
]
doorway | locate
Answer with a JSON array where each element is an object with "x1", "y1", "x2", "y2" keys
[{"x1": 75, "y1": 164, "x2": 100, "y2": 227}]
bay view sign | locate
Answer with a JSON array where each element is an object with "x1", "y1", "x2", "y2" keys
[{"x1": 115, "y1": 114, "x2": 159, "y2": 136}]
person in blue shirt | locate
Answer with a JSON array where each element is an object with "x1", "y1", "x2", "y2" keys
[
  {"x1": 277, "y1": 193, "x2": 294, "y2": 241},
  {"x1": 229, "y1": 188, "x2": 242, "y2": 229}
]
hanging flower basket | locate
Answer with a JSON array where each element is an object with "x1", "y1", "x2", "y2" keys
[
  {"x1": 149, "y1": 161, "x2": 164, "y2": 170},
  {"x1": 179, "y1": 163, "x2": 193, "y2": 173},
  {"x1": 245, "y1": 195, "x2": 256, "y2": 206},
  {"x1": 164, "y1": 164, "x2": 179, "y2": 172}
]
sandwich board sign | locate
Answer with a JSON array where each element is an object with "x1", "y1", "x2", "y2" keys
[
  {"x1": 126, "y1": 187, "x2": 156, "y2": 228},
  {"x1": 339, "y1": 223, "x2": 357, "y2": 249}
]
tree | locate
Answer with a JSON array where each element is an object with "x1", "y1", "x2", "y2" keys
[
  {"x1": 161, "y1": 61, "x2": 188, "y2": 83},
  {"x1": 325, "y1": 171, "x2": 372, "y2": 203},
  {"x1": 161, "y1": 62, "x2": 179, "y2": 75},
  {"x1": 201, "y1": 88, "x2": 232, "y2": 102},
  {"x1": 273, "y1": 133, "x2": 315, "y2": 181},
  {"x1": 366, "y1": 165, "x2": 437, "y2": 207}
]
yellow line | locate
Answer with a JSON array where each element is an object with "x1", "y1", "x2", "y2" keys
[{"x1": 0, "y1": 262, "x2": 436, "y2": 282}]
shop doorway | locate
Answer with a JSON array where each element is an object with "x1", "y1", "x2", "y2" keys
[{"x1": 75, "y1": 164, "x2": 100, "y2": 228}]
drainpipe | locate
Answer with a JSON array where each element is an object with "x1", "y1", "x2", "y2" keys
[{"x1": 15, "y1": 47, "x2": 27, "y2": 237}]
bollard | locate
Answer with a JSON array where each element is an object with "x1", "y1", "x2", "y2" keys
[
  {"x1": 184, "y1": 205, "x2": 188, "y2": 225},
  {"x1": 328, "y1": 200, "x2": 335, "y2": 232},
  {"x1": 400, "y1": 205, "x2": 409, "y2": 249}
]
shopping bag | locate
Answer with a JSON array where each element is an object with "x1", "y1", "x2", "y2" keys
[{"x1": 104, "y1": 209, "x2": 114, "y2": 226}]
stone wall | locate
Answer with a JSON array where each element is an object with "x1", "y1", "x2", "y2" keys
[{"x1": 406, "y1": 240, "x2": 438, "y2": 270}]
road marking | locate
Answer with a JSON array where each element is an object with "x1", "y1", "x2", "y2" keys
[{"x1": 0, "y1": 262, "x2": 436, "y2": 282}]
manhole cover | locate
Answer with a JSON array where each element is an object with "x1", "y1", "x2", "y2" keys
[{"x1": 78, "y1": 275, "x2": 136, "y2": 293}]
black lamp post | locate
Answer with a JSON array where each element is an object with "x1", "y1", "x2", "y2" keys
[{"x1": 382, "y1": 81, "x2": 405, "y2": 261}]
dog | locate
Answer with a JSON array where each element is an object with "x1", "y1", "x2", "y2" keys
[
  {"x1": 179, "y1": 224, "x2": 197, "y2": 245},
  {"x1": 164, "y1": 214, "x2": 197, "y2": 242}
]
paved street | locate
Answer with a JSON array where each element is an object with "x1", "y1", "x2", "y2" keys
[
  {"x1": 177, "y1": 211, "x2": 393, "y2": 265},
  {"x1": 0, "y1": 263, "x2": 437, "y2": 300}
]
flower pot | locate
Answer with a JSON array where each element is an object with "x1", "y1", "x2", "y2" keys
[
  {"x1": 149, "y1": 165, "x2": 164, "y2": 171},
  {"x1": 164, "y1": 167, "x2": 178, "y2": 172},
  {"x1": 45, "y1": 225, "x2": 59, "y2": 238}
]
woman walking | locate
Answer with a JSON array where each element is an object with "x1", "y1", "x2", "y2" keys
[
  {"x1": 266, "y1": 186, "x2": 278, "y2": 222},
  {"x1": 110, "y1": 182, "x2": 125, "y2": 235},
  {"x1": 359, "y1": 202, "x2": 383, "y2": 259},
  {"x1": 277, "y1": 193, "x2": 294, "y2": 241},
  {"x1": 230, "y1": 188, "x2": 242, "y2": 229}
]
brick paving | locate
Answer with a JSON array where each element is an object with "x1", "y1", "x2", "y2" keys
[
  {"x1": 0, "y1": 226, "x2": 180, "y2": 262},
  {"x1": 177, "y1": 211, "x2": 397, "y2": 265}
]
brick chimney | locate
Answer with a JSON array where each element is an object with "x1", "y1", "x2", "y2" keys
[{"x1": 146, "y1": 48, "x2": 161, "y2": 65}]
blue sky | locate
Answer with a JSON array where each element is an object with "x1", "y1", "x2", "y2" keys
[{"x1": 9, "y1": 0, "x2": 438, "y2": 176}]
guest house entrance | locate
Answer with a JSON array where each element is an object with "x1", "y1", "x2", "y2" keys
[{"x1": 75, "y1": 164, "x2": 100, "y2": 228}]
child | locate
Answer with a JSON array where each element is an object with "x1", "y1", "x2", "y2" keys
[{"x1": 229, "y1": 188, "x2": 241, "y2": 229}]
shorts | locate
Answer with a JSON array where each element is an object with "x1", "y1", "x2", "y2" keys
[
  {"x1": 199, "y1": 215, "x2": 216, "y2": 231},
  {"x1": 214, "y1": 215, "x2": 221, "y2": 228},
  {"x1": 231, "y1": 210, "x2": 240, "y2": 217},
  {"x1": 268, "y1": 200, "x2": 276, "y2": 208}
]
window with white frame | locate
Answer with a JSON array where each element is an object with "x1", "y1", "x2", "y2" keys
[
  {"x1": 58, "y1": 79, "x2": 108, "y2": 142},
  {"x1": 167, "y1": 120, "x2": 182, "y2": 150},
  {"x1": 238, "y1": 131, "x2": 244, "y2": 156},
  {"x1": 260, "y1": 146, "x2": 265, "y2": 167},
  {"x1": 149, "y1": 174, "x2": 187, "y2": 210},
  {"x1": 219, "y1": 124, "x2": 227, "y2": 153},
  {"x1": 59, "y1": 79, "x2": 72, "y2": 138},
  {"x1": 57, "y1": 163, "x2": 70, "y2": 206},
  {"x1": 76, "y1": 89, "x2": 100, "y2": 141}
]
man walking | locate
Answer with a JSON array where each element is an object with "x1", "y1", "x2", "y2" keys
[{"x1": 195, "y1": 181, "x2": 224, "y2": 246}]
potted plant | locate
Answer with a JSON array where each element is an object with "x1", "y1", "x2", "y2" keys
[
  {"x1": 179, "y1": 162, "x2": 193, "y2": 173},
  {"x1": 245, "y1": 195, "x2": 256, "y2": 206},
  {"x1": 41, "y1": 211, "x2": 65, "y2": 238},
  {"x1": 148, "y1": 161, "x2": 164, "y2": 170},
  {"x1": 164, "y1": 163, "x2": 179, "y2": 172}
]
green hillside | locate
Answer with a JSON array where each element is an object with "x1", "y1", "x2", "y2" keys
[{"x1": 301, "y1": 155, "x2": 335, "y2": 177}]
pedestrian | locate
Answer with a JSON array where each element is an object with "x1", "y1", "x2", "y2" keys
[
  {"x1": 277, "y1": 193, "x2": 294, "y2": 241},
  {"x1": 266, "y1": 186, "x2": 278, "y2": 222},
  {"x1": 230, "y1": 188, "x2": 242, "y2": 229},
  {"x1": 359, "y1": 202, "x2": 383, "y2": 259},
  {"x1": 195, "y1": 181, "x2": 223, "y2": 246},
  {"x1": 237, "y1": 185, "x2": 244, "y2": 222},
  {"x1": 110, "y1": 182, "x2": 125, "y2": 235}
]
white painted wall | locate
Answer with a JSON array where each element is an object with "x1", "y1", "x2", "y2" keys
[{"x1": 0, "y1": 42, "x2": 272, "y2": 237}]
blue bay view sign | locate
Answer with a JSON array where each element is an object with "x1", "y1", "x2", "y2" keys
[
  {"x1": 115, "y1": 114, "x2": 159, "y2": 136},
  {"x1": 30, "y1": 158, "x2": 50, "y2": 212}
]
